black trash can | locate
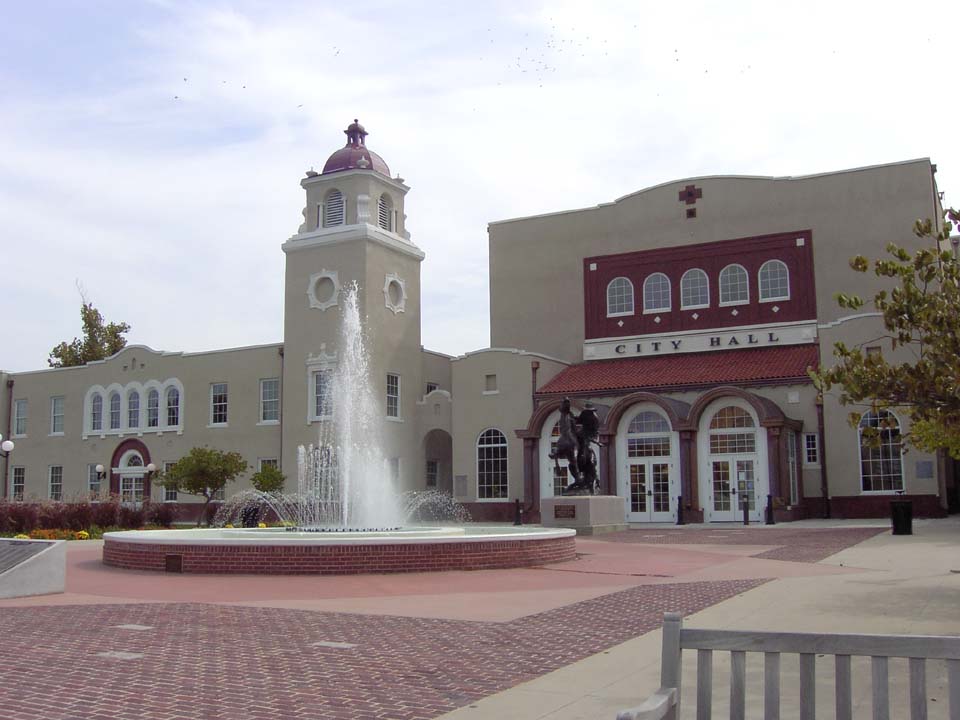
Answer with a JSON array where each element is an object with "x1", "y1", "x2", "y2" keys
[{"x1": 890, "y1": 499, "x2": 913, "y2": 535}]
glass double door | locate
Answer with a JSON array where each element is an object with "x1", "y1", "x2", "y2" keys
[
  {"x1": 627, "y1": 460, "x2": 674, "y2": 522},
  {"x1": 709, "y1": 458, "x2": 756, "y2": 522}
]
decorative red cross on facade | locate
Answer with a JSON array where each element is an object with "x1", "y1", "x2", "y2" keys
[{"x1": 678, "y1": 184, "x2": 703, "y2": 205}]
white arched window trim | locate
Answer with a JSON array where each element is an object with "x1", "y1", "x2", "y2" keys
[
  {"x1": 642, "y1": 272, "x2": 672, "y2": 314},
  {"x1": 719, "y1": 263, "x2": 750, "y2": 307},
  {"x1": 476, "y1": 427, "x2": 508, "y2": 501},
  {"x1": 680, "y1": 268, "x2": 710, "y2": 310},
  {"x1": 857, "y1": 409, "x2": 905, "y2": 494},
  {"x1": 758, "y1": 259, "x2": 790, "y2": 302},
  {"x1": 606, "y1": 277, "x2": 635, "y2": 317}
]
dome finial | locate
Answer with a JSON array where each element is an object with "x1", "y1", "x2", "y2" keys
[{"x1": 344, "y1": 119, "x2": 368, "y2": 147}]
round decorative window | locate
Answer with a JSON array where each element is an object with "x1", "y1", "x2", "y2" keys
[
  {"x1": 307, "y1": 270, "x2": 340, "y2": 311},
  {"x1": 383, "y1": 273, "x2": 407, "y2": 314}
]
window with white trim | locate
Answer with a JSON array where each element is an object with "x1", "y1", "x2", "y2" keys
[
  {"x1": 606, "y1": 277, "x2": 634, "y2": 316},
  {"x1": 477, "y1": 428, "x2": 508, "y2": 499},
  {"x1": 210, "y1": 382, "x2": 228, "y2": 425},
  {"x1": 643, "y1": 273, "x2": 671, "y2": 313},
  {"x1": 127, "y1": 390, "x2": 140, "y2": 429},
  {"x1": 378, "y1": 193, "x2": 393, "y2": 231},
  {"x1": 386, "y1": 373, "x2": 400, "y2": 418},
  {"x1": 48, "y1": 465, "x2": 63, "y2": 501},
  {"x1": 719, "y1": 264, "x2": 749, "y2": 305},
  {"x1": 258, "y1": 458, "x2": 279, "y2": 471},
  {"x1": 426, "y1": 459, "x2": 438, "y2": 487},
  {"x1": 312, "y1": 369, "x2": 334, "y2": 419},
  {"x1": 50, "y1": 396, "x2": 64, "y2": 435},
  {"x1": 147, "y1": 390, "x2": 160, "y2": 428},
  {"x1": 323, "y1": 189, "x2": 345, "y2": 227},
  {"x1": 109, "y1": 392, "x2": 121, "y2": 430},
  {"x1": 260, "y1": 378, "x2": 280, "y2": 423},
  {"x1": 163, "y1": 462, "x2": 177, "y2": 502},
  {"x1": 859, "y1": 410, "x2": 904, "y2": 492},
  {"x1": 425, "y1": 382, "x2": 439, "y2": 395},
  {"x1": 759, "y1": 259, "x2": 790, "y2": 301},
  {"x1": 13, "y1": 399, "x2": 27, "y2": 436},
  {"x1": 91, "y1": 394, "x2": 103, "y2": 432},
  {"x1": 680, "y1": 268, "x2": 709, "y2": 309},
  {"x1": 87, "y1": 463, "x2": 101, "y2": 498},
  {"x1": 803, "y1": 432, "x2": 820, "y2": 466},
  {"x1": 11, "y1": 467, "x2": 25, "y2": 502},
  {"x1": 166, "y1": 387, "x2": 180, "y2": 427}
]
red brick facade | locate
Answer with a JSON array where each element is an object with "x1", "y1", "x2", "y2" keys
[{"x1": 103, "y1": 535, "x2": 577, "y2": 574}]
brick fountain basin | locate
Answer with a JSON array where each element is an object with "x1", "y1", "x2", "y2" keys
[{"x1": 102, "y1": 525, "x2": 577, "y2": 574}]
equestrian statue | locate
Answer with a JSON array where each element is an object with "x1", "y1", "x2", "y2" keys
[{"x1": 549, "y1": 397, "x2": 602, "y2": 495}]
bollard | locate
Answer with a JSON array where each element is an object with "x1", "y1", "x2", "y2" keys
[
  {"x1": 513, "y1": 498, "x2": 523, "y2": 526},
  {"x1": 742, "y1": 496, "x2": 750, "y2": 526},
  {"x1": 765, "y1": 494, "x2": 775, "y2": 525},
  {"x1": 676, "y1": 496, "x2": 684, "y2": 526}
]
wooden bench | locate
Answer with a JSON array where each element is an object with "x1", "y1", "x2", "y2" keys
[{"x1": 617, "y1": 612, "x2": 960, "y2": 720}]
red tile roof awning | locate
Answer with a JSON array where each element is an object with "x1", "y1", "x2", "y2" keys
[{"x1": 538, "y1": 344, "x2": 819, "y2": 395}]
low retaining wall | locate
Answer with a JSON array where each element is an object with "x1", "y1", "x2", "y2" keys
[{"x1": 103, "y1": 534, "x2": 576, "y2": 574}]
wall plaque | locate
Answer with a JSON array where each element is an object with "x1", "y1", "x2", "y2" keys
[{"x1": 554, "y1": 504, "x2": 576, "y2": 519}]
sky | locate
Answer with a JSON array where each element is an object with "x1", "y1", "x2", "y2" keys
[{"x1": 2, "y1": 0, "x2": 958, "y2": 373}]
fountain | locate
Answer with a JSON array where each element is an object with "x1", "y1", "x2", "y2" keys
[{"x1": 102, "y1": 285, "x2": 575, "y2": 574}]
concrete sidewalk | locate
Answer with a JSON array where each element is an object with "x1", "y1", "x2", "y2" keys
[{"x1": 438, "y1": 518, "x2": 960, "y2": 720}]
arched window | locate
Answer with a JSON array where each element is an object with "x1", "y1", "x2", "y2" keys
[
  {"x1": 680, "y1": 268, "x2": 710, "y2": 309},
  {"x1": 719, "y1": 264, "x2": 749, "y2": 305},
  {"x1": 477, "y1": 428, "x2": 508, "y2": 499},
  {"x1": 147, "y1": 389, "x2": 160, "y2": 428},
  {"x1": 643, "y1": 273, "x2": 671, "y2": 313},
  {"x1": 109, "y1": 392, "x2": 121, "y2": 430},
  {"x1": 323, "y1": 189, "x2": 345, "y2": 227},
  {"x1": 166, "y1": 387, "x2": 180, "y2": 427},
  {"x1": 859, "y1": 410, "x2": 904, "y2": 492},
  {"x1": 127, "y1": 390, "x2": 140, "y2": 429},
  {"x1": 708, "y1": 406, "x2": 756, "y2": 453},
  {"x1": 378, "y1": 193, "x2": 393, "y2": 231},
  {"x1": 91, "y1": 394, "x2": 103, "y2": 432},
  {"x1": 759, "y1": 259, "x2": 790, "y2": 301},
  {"x1": 626, "y1": 411, "x2": 672, "y2": 457},
  {"x1": 606, "y1": 277, "x2": 634, "y2": 316}
]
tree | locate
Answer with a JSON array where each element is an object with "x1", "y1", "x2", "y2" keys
[
  {"x1": 158, "y1": 447, "x2": 248, "y2": 526},
  {"x1": 250, "y1": 464, "x2": 286, "y2": 493},
  {"x1": 48, "y1": 300, "x2": 131, "y2": 368},
  {"x1": 815, "y1": 209, "x2": 960, "y2": 458}
]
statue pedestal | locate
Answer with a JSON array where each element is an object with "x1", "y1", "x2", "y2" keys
[{"x1": 540, "y1": 495, "x2": 627, "y2": 536}]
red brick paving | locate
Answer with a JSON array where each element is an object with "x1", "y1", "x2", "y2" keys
[
  {"x1": 596, "y1": 526, "x2": 886, "y2": 563},
  {"x1": 0, "y1": 526, "x2": 882, "y2": 719}
]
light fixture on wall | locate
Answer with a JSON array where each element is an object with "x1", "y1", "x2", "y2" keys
[
  {"x1": 0, "y1": 434, "x2": 13, "y2": 458},
  {"x1": 145, "y1": 463, "x2": 157, "y2": 479},
  {"x1": 95, "y1": 464, "x2": 107, "y2": 481}
]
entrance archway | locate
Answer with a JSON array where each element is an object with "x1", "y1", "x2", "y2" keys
[{"x1": 615, "y1": 405, "x2": 679, "y2": 523}]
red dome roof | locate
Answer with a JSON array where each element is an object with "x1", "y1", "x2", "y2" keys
[{"x1": 322, "y1": 119, "x2": 390, "y2": 177}]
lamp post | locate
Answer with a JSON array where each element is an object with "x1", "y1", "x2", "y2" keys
[{"x1": 0, "y1": 433, "x2": 14, "y2": 458}]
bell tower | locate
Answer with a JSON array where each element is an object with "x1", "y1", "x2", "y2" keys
[{"x1": 280, "y1": 120, "x2": 425, "y2": 484}]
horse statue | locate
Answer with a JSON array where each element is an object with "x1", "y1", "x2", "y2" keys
[
  {"x1": 549, "y1": 397, "x2": 582, "y2": 486},
  {"x1": 550, "y1": 398, "x2": 602, "y2": 495}
]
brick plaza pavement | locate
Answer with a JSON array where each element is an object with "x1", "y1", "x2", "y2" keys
[{"x1": 0, "y1": 526, "x2": 884, "y2": 720}]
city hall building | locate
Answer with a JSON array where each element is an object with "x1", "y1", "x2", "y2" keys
[{"x1": 2, "y1": 121, "x2": 955, "y2": 523}]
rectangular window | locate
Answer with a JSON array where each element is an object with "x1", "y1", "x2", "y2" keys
[
  {"x1": 147, "y1": 391, "x2": 160, "y2": 428},
  {"x1": 260, "y1": 378, "x2": 280, "y2": 423},
  {"x1": 166, "y1": 389, "x2": 180, "y2": 427},
  {"x1": 484, "y1": 374, "x2": 498, "y2": 393},
  {"x1": 50, "y1": 396, "x2": 65, "y2": 434},
  {"x1": 164, "y1": 462, "x2": 177, "y2": 502},
  {"x1": 804, "y1": 432, "x2": 820, "y2": 466},
  {"x1": 212, "y1": 487, "x2": 225, "y2": 501},
  {"x1": 210, "y1": 383, "x2": 228, "y2": 425},
  {"x1": 386, "y1": 373, "x2": 400, "y2": 418},
  {"x1": 313, "y1": 369, "x2": 334, "y2": 418},
  {"x1": 258, "y1": 458, "x2": 279, "y2": 471},
  {"x1": 13, "y1": 399, "x2": 27, "y2": 436},
  {"x1": 87, "y1": 463, "x2": 101, "y2": 498},
  {"x1": 121, "y1": 476, "x2": 144, "y2": 503},
  {"x1": 49, "y1": 466, "x2": 63, "y2": 501},
  {"x1": 425, "y1": 382, "x2": 438, "y2": 395},
  {"x1": 709, "y1": 432, "x2": 757, "y2": 454},
  {"x1": 426, "y1": 459, "x2": 438, "y2": 487},
  {"x1": 11, "y1": 467, "x2": 25, "y2": 502},
  {"x1": 786, "y1": 430, "x2": 799, "y2": 505}
]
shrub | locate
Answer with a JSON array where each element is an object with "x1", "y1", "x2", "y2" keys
[
  {"x1": 0, "y1": 501, "x2": 11, "y2": 534},
  {"x1": 92, "y1": 495, "x2": 121, "y2": 528},
  {"x1": 8, "y1": 503, "x2": 39, "y2": 533},
  {"x1": 148, "y1": 502, "x2": 179, "y2": 528},
  {"x1": 204, "y1": 502, "x2": 221, "y2": 527},
  {"x1": 38, "y1": 501, "x2": 69, "y2": 530},
  {"x1": 63, "y1": 501, "x2": 94, "y2": 531},
  {"x1": 118, "y1": 503, "x2": 146, "y2": 529}
]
